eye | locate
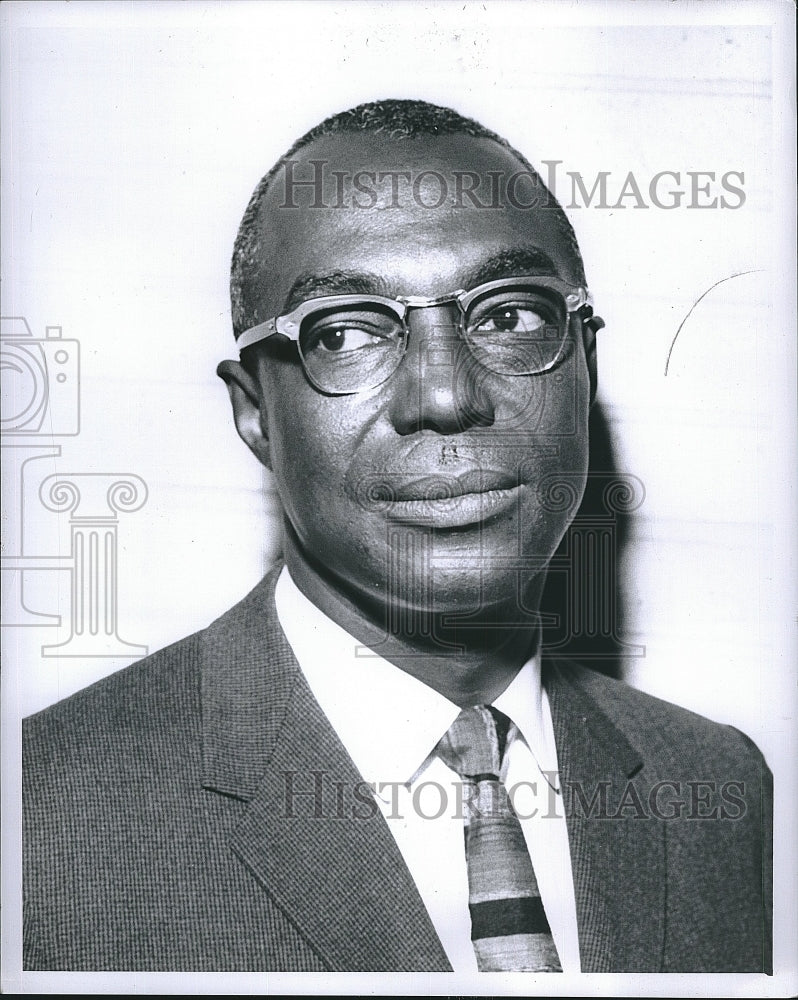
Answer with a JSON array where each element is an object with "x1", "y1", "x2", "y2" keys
[
  {"x1": 301, "y1": 307, "x2": 404, "y2": 357},
  {"x1": 472, "y1": 305, "x2": 547, "y2": 335},
  {"x1": 467, "y1": 291, "x2": 562, "y2": 339},
  {"x1": 308, "y1": 324, "x2": 386, "y2": 354}
]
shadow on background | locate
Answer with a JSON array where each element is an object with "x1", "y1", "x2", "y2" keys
[{"x1": 540, "y1": 401, "x2": 643, "y2": 681}]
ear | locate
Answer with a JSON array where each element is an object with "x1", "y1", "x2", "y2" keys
[{"x1": 216, "y1": 359, "x2": 272, "y2": 470}]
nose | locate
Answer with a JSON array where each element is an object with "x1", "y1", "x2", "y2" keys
[{"x1": 386, "y1": 303, "x2": 495, "y2": 435}]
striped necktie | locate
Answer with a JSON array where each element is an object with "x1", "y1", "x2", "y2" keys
[{"x1": 435, "y1": 705, "x2": 562, "y2": 972}]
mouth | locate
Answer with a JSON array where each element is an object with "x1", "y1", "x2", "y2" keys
[
  {"x1": 377, "y1": 469, "x2": 518, "y2": 502},
  {"x1": 386, "y1": 485, "x2": 523, "y2": 529},
  {"x1": 363, "y1": 470, "x2": 524, "y2": 529}
]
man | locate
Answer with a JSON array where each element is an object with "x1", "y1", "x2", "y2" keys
[{"x1": 23, "y1": 100, "x2": 771, "y2": 973}]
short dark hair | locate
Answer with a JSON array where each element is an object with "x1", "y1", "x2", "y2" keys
[{"x1": 230, "y1": 98, "x2": 585, "y2": 339}]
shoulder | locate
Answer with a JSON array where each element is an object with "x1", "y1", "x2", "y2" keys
[
  {"x1": 547, "y1": 657, "x2": 769, "y2": 779},
  {"x1": 23, "y1": 630, "x2": 205, "y2": 791},
  {"x1": 23, "y1": 566, "x2": 282, "y2": 785}
]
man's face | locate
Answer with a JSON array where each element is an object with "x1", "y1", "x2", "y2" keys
[{"x1": 234, "y1": 132, "x2": 594, "y2": 618}]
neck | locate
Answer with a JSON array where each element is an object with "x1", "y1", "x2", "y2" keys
[{"x1": 281, "y1": 522, "x2": 545, "y2": 707}]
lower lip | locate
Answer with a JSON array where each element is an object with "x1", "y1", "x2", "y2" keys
[{"x1": 382, "y1": 485, "x2": 522, "y2": 529}]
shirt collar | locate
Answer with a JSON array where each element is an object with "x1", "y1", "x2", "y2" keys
[
  {"x1": 494, "y1": 652, "x2": 558, "y2": 779},
  {"x1": 274, "y1": 564, "x2": 550, "y2": 785}
]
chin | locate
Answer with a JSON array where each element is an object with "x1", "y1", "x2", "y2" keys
[{"x1": 363, "y1": 554, "x2": 542, "y2": 624}]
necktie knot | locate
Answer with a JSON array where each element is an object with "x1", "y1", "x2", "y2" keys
[{"x1": 435, "y1": 705, "x2": 512, "y2": 781}]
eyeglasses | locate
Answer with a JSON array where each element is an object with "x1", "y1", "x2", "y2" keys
[{"x1": 236, "y1": 275, "x2": 603, "y2": 396}]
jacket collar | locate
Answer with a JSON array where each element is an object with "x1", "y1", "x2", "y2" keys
[
  {"x1": 198, "y1": 570, "x2": 646, "y2": 800},
  {"x1": 545, "y1": 658, "x2": 666, "y2": 972},
  {"x1": 200, "y1": 565, "x2": 299, "y2": 800}
]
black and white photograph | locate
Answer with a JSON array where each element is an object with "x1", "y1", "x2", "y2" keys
[{"x1": 2, "y1": 1, "x2": 795, "y2": 994}]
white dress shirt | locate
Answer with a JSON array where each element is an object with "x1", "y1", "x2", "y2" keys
[{"x1": 274, "y1": 564, "x2": 581, "y2": 972}]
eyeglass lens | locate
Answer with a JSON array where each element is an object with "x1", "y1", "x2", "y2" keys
[{"x1": 298, "y1": 302, "x2": 406, "y2": 394}]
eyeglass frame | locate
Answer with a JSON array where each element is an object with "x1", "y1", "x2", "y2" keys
[{"x1": 236, "y1": 275, "x2": 603, "y2": 395}]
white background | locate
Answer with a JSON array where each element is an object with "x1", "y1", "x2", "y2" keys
[{"x1": 2, "y1": 1, "x2": 795, "y2": 995}]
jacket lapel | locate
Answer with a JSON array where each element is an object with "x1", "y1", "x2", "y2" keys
[
  {"x1": 200, "y1": 566, "x2": 451, "y2": 972},
  {"x1": 545, "y1": 658, "x2": 666, "y2": 972}
]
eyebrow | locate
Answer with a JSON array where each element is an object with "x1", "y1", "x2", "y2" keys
[
  {"x1": 460, "y1": 248, "x2": 559, "y2": 287},
  {"x1": 281, "y1": 247, "x2": 561, "y2": 313},
  {"x1": 283, "y1": 270, "x2": 391, "y2": 312}
]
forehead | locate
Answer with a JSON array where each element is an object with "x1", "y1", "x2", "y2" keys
[{"x1": 255, "y1": 132, "x2": 579, "y2": 315}]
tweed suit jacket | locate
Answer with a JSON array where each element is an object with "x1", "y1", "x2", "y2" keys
[{"x1": 23, "y1": 565, "x2": 772, "y2": 973}]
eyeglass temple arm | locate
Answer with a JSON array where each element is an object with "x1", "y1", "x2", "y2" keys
[
  {"x1": 566, "y1": 289, "x2": 604, "y2": 335},
  {"x1": 580, "y1": 305, "x2": 605, "y2": 336},
  {"x1": 237, "y1": 319, "x2": 284, "y2": 352}
]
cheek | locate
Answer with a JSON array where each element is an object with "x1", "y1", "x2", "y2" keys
[
  {"x1": 485, "y1": 335, "x2": 591, "y2": 435},
  {"x1": 507, "y1": 354, "x2": 591, "y2": 550},
  {"x1": 264, "y1": 384, "x2": 372, "y2": 536},
  {"x1": 270, "y1": 409, "x2": 344, "y2": 495}
]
